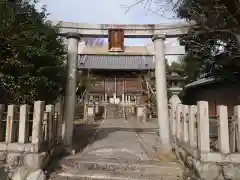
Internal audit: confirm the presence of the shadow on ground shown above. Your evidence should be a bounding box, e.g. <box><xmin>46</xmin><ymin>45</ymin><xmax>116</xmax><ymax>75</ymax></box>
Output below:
<box><xmin>72</xmin><ymin>124</ymin><xmax>160</xmax><ymax>153</ymax></box>
<box><xmin>45</xmin><ymin>119</ymin><xmax>160</xmax><ymax>177</ymax></box>
<box><xmin>76</xmin><ymin>124</ymin><xmax>158</xmax><ymax>149</ymax></box>
<box><xmin>72</xmin><ymin>123</ymin><xmax>100</xmax><ymax>153</ymax></box>
<box><xmin>45</xmin><ymin>122</ymin><xmax>101</xmax><ymax>177</ymax></box>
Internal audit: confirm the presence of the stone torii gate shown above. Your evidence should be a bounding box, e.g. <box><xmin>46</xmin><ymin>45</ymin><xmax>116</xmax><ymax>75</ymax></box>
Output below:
<box><xmin>55</xmin><ymin>21</ymin><xmax>194</xmax><ymax>152</ymax></box>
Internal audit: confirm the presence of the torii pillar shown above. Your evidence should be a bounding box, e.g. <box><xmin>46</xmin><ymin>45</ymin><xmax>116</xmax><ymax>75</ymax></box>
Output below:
<box><xmin>152</xmin><ymin>34</ymin><xmax>171</xmax><ymax>152</ymax></box>
<box><xmin>62</xmin><ymin>33</ymin><xmax>81</xmax><ymax>146</ymax></box>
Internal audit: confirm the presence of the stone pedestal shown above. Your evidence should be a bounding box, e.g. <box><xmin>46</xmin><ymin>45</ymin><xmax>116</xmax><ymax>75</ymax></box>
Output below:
<box><xmin>137</xmin><ymin>105</ymin><xmax>149</xmax><ymax>123</ymax></box>
<box><xmin>137</xmin><ymin>105</ymin><xmax>144</xmax><ymax>117</ymax></box>
<box><xmin>105</xmin><ymin>94</ymin><xmax>107</xmax><ymax>102</ymax></box>
<box><xmin>132</xmin><ymin>105</ymin><xmax>136</xmax><ymax>115</ymax></box>
<box><xmin>95</xmin><ymin>102</ymin><xmax>100</xmax><ymax>114</ymax></box>
<box><xmin>121</xmin><ymin>94</ymin><xmax>125</xmax><ymax>104</ymax></box>
<box><xmin>87</xmin><ymin>104</ymin><xmax>95</xmax><ymax>117</ymax></box>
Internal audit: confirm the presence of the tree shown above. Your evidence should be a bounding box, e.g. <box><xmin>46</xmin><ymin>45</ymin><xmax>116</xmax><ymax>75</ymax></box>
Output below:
<box><xmin>165</xmin><ymin>58</ymin><xmax>170</xmax><ymax>73</ymax></box>
<box><xmin>168</xmin><ymin>55</ymin><xmax>203</xmax><ymax>83</ymax></box>
<box><xmin>0</xmin><ymin>0</ymin><xmax>66</xmax><ymax>104</ymax></box>
<box><xmin>122</xmin><ymin>0</ymin><xmax>177</xmax><ymax>19</ymax></box>
<box><xmin>176</xmin><ymin>0</ymin><xmax>240</xmax><ymax>81</ymax></box>
<box><xmin>169</xmin><ymin>61</ymin><xmax>183</xmax><ymax>75</ymax></box>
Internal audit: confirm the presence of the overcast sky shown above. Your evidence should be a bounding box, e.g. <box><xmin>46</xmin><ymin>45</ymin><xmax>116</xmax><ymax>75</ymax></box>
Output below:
<box><xmin>37</xmin><ymin>0</ymin><xmax>184</xmax><ymax>63</ymax></box>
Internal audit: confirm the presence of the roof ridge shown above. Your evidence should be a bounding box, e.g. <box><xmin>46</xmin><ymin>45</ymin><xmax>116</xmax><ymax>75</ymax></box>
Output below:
<box><xmin>77</xmin><ymin>55</ymin><xmax>154</xmax><ymax>70</ymax></box>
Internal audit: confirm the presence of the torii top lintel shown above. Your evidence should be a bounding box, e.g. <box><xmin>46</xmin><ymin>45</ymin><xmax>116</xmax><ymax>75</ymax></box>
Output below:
<box><xmin>53</xmin><ymin>21</ymin><xmax>196</xmax><ymax>38</ymax></box>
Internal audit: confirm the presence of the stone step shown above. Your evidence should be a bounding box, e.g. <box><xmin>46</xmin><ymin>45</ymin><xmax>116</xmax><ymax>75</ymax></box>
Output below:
<box><xmin>106</xmin><ymin>110</ymin><xmax>123</xmax><ymax>113</ymax></box>
<box><xmin>106</xmin><ymin>116</ymin><xmax>124</xmax><ymax>118</ymax></box>
<box><xmin>74</xmin><ymin>115</ymin><xmax>83</xmax><ymax>119</ymax></box>
<box><xmin>106</xmin><ymin>112</ymin><xmax>123</xmax><ymax>115</ymax></box>
<box><xmin>107</xmin><ymin>114</ymin><xmax>124</xmax><ymax>117</ymax></box>
<box><xmin>105</xmin><ymin>111</ymin><xmax>123</xmax><ymax>113</ymax></box>
<box><xmin>106</xmin><ymin>114</ymin><xmax>124</xmax><ymax>118</ymax></box>
<box><xmin>52</xmin><ymin>167</ymin><xmax>183</xmax><ymax>180</ymax></box>
<box><xmin>74</xmin><ymin>112</ymin><xmax>83</xmax><ymax>119</ymax></box>
<box><xmin>106</xmin><ymin>111</ymin><xmax>123</xmax><ymax>114</ymax></box>
<box><xmin>106</xmin><ymin>117</ymin><xmax>124</xmax><ymax>119</ymax></box>
<box><xmin>58</xmin><ymin>158</ymin><xmax>183</xmax><ymax>176</ymax></box>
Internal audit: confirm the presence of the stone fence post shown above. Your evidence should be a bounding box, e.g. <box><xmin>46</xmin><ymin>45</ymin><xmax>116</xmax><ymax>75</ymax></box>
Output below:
<box><xmin>5</xmin><ymin>105</ymin><xmax>17</xmax><ymax>143</ymax></box>
<box><xmin>176</xmin><ymin>104</ymin><xmax>182</xmax><ymax>142</ymax></box>
<box><xmin>183</xmin><ymin>105</ymin><xmax>189</xmax><ymax>143</ymax></box>
<box><xmin>168</xmin><ymin>95</ymin><xmax>181</xmax><ymax>140</ymax></box>
<box><xmin>235</xmin><ymin>105</ymin><xmax>240</xmax><ymax>152</ymax></box>
<box><xmin>46</xmin><ymin>105</ymin><xmax>54</xmax><ymax>143</ymax></box>
<box><xmin>0</xmin><ymin>104</ymin><xmax>4</xmax><ymax>141</ymax></box>
<box><xmin>217</xmin><ymin>105</ymin><xmax>229</xmax><ymax>153</ymax></box>
<box><xmin>32</xmin><ymin>101</ymin><xmax>45</xmax><ymax>145</ymax></box>
<box><xmin>189</xmin><ymin>105</ymin><xmax>197</xmax><ymax>148</ymax></box>
<box><xmin>197</xmin><ymin>101</ymin><xmax>210</xmax><ymax>152</ymax></box>
<box><xmin>18</xmin><ymin>104</ymin><xmax>30</xmax><ymax>143</ymax></box>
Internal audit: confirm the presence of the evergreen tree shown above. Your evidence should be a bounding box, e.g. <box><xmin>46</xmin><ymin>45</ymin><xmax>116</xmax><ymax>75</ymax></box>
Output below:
<box><xmin>0</xmin><ymin>0</ymin><xmax>66</xmax><ymax>104</ymax></box>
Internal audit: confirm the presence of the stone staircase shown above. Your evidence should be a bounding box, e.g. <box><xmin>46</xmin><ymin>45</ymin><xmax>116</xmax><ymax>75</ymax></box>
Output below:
<box><xmin>105</xmin><ymin>104</ymin><xmax>126</xmax><ymax>119</ymax></box>
<box><xmin>49</xmin><ymin>156</ymin><xmax>184</xmax><ymax>180</ymax></box>
<box><xmin>47</xmin><ymin>115</ymin><xmax>184</xmax><ymax>180</ymax></box>
<box><xmin>74</xmin><ymin>104</ymin><xmax>84</xmax><ymax>119</ymax></box>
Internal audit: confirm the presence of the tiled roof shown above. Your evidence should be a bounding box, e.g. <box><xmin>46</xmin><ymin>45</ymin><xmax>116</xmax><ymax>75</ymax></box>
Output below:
<box><xmin>78</xmin><ymin>55</ymin><xmax>154</xmax><ymax>70</ymax></box>
<box><xmin>81</xmin><ymin>46</ymin><xmax>152</xmax><ymax>55</ymax></box>
<box><xmin>167</xmin><ymin>75</ymin><xmax>185</xmax><ymax>81</ymax></box>
<box><xmin>184</xmin><ymin>77</ymin><xmax>217</xmax><ymax>88</ymax></box>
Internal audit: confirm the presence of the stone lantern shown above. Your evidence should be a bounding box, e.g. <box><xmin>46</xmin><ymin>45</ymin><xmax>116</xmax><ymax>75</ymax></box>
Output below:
<box><xmin>167</xmin><ymin>72</ymin><xmax>185</xmax><ymax>96</ymax></box>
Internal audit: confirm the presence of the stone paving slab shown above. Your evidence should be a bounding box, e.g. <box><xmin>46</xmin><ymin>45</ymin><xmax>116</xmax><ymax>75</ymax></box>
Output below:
<box><xmin>59</xmin><ymin>158</ymin><xmax>182</xmax><ymax>175</ymax></box>
<box><xmin>77</xmin><ymin>118</ymin><xmax>153</xmax><ymax>161</ymax></box>
<box><xmin>57</xmin><ymin>168</ymin><xmax>183</xmax><ymax>180</ymax></box>
<box><xmin>49</xmin><ymin>118</ymin><xmax>184</xmax><ymax>180</ymax></box>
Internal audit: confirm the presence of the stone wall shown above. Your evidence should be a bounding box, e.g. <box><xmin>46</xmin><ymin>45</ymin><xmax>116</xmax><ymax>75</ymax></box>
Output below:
<box><xmin>0</xmin><ymin>101</ymin><xmax>63</xmax><ymax>179</ymax></box>
<box><xmin>169</xmin><ymin>95</ymin><xmax>240</xmax><ymax>180</ymax></box>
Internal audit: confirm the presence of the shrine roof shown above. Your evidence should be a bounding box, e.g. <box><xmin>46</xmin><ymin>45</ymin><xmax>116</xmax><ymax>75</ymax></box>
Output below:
<box><xmin>81</xmin><ymin>45</ymin><xmax>153</xmax><ymax>55</ymax></box>
<box><xmin>184</xmin><ymin>77</ymin><xmax>217</xmax><ymax>88</ymax></box>
<box><xmin>80</xmin><ymin>44</ymin><xmax>184</xmax><ymax>56</ymax></box>
<box><xmin>78</xmin><ymin>55</ymin><xmax>154</xmax><ymax>70</ymax></box>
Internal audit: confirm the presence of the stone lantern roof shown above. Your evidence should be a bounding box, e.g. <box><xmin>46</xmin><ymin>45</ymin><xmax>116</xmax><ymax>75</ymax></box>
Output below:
<box><xmin>167</xmin><ymin>72</ymin><xmax>185</xmax><ymax>81</ymax></box>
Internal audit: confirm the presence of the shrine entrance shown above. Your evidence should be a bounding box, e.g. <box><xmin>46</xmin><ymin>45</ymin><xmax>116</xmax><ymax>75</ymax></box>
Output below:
<box><xmin>105</xmin><ymin>76</ymin><xmax>140</xmax><ymax>105</ymax></box>
<box><xmin>89</xmin><ymin>69</ymin><xmax>144</xmax><ymax>105</ymax></box>
<box><xmin>56</xmin><ymin>21</ymin><xmax>192</xmax><ymax>150</ymax></box>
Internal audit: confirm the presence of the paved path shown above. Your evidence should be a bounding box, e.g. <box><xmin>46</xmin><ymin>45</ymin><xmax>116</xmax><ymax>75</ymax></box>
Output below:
<box><xmin>49</xmin><ymin>118</ymin><xmax>184</xmax><ymax>180</ymax></box>
<box><xmin>71</xmin><ymin>118</ymin><xmax>161</xmax><ymax>160</ymax></box>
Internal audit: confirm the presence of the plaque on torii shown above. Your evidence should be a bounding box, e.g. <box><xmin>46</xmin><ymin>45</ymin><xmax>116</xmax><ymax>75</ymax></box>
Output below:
<box><xmin>108</xmin><ymin>29</ymin><xmax>124</xmax><ymax>52</ymax></box>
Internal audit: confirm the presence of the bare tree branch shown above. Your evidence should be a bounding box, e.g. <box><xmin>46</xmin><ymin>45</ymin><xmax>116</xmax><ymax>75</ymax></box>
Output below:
<box><xmin>121</xmin><ymin>0</ymin><xmax>178</xmax><ymax>20</ymax></box>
